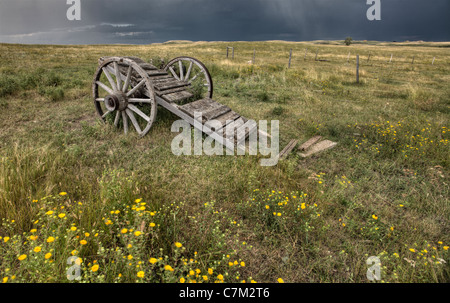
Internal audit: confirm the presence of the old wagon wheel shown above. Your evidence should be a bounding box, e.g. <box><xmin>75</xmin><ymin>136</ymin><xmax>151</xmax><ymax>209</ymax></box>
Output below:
<box><xmin>163</xmin><ymin>56</ymin><xmax>213</xmax><ymax>99</ymax></box>
<box><xmin>93</xmin><ymin>57</ymin><xmax>157</xmax><ymax>136</ymax></box>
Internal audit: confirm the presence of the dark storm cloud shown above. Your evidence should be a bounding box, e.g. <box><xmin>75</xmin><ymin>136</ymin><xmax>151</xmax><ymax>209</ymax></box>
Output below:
<box><xmin>0</xmin><ymin>0</ymin><xmax>448</xmax><ymax>44</ymax></box>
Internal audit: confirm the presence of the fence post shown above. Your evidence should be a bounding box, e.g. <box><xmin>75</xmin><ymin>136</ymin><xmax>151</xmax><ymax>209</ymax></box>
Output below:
<box><xmin>304</xmin><ymin>48</ymin><xmax>308</xmax><ymax>60</ymax></box>
<box><xmin>253</xmin><ymin>49</ymin><xmax>255</xmax><ymax>65</ymax></box>
<box><xmin>288</xmin><ymin>49</ymin><xmax>292</xmax><ymax>68</ymax></box>
<box><xmin>432</xmin><ymin>57</ymin><xmax>435</xmax><ymax>65</ymax></box>
<box><xmin>347</xmin><ymin>52</ymin><xmax>351</xmax><ymax>63</ymax></box>
<box><xmin>389</xmin><ymin>54</ymin><xmax>393</xmax><ymax>63</ymax></box>
<box><xmin>412</xmin><ymin>56</ymin><xmax>415</xmax><ymax>64</ymax></box>
<box><xmin>232</xmin><ymin>47</ymin><xmax>234</xmax><ymax>59</ymax></box>
<box><xmin>226</xmin><ymin>47</ymin><xmax>229</xmax><ymax>58</ymax></box>
<box><xmin>367</xmin><ymin>52</ymin><xmax>371</xmax><ymax>63</ymax></box>
<box><xmin>356</xmin><ymin>55</ymin><xmax>360</xmax><ymax>83</ymax></box>
<box><xmin>315</xmin><ymin>49</ymin><xmax>319</xmax><ymax>61</ymax></box>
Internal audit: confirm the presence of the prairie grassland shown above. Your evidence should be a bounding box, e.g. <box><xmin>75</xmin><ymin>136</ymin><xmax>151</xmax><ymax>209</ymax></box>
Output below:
<box><xmin>0</xmin><ymin>40</ymin><xmax>449</xmax><ymax>283</ymax></box>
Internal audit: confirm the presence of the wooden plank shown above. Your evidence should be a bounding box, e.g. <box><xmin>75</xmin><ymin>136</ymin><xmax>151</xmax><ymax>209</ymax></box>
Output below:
<box><xmin>204</xmin><ymin>111</ymin><xmax>240</xmax><ymax>132</ymax></box>
<box><xmin>298</xmin><ymin>136</ymin><xmax>322</xmax><ymax>151</ymax></box>
<box><xmin>151</xmin><ymin>74</ymin><xmax>174</xmax><ymax>81</ymax></box>
<box><xmin>146</xmin><ymin>69</ymin><xmax>168</xmax><ymax>77</ymax></box>
<box><xmin>161</xmin><ymin>91</ymin><xmax>193</xmax><ymax>103</ymax></box>
<box><xmin>278</xmin><ymin>139</ymin><xmax>299</xmax><ymax>161</ymax></box>
<box><xmin>299</xmin><ymin>140</ymin><xmax>337</xmax><ymax>158</ymax></box>
<box><xmin>179</xmin><ymin>98</ymin><xmax>219</xmax><ymax>119</ymax></box>
<box><xmin>203</xmin><ymin>105</ymin><xmax>231</xmax><ymax>122</ymax></box>
<box><xmin>155</xmin><ymin>86</ymin><xmax>191</xmax><ymax>96</ymax></box>
<box><xmin>154</xmin><ymin>80</ymin><xmax>190</xmax><ymax>91</ymax></box>
<box><xmin>139</xmin><ymin>63</ymin><xmax>158</xmax><ymax>70</ymax></box>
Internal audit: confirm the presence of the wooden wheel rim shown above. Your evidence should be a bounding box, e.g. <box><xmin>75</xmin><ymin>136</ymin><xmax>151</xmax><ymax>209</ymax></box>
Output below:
<box><xmin>92</xmin><ymin>57</ymin><xmax>157</xmax><ymax>137</ymax></box>
<box><xmin>163</xmin><ymin>56</ymin><xmax>213</xmax><ymax>99</ymax></box>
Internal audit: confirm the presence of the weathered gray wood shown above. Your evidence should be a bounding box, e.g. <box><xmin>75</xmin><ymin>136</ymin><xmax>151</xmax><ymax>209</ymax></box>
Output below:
<box><xmin>204</xmin><ymin>111</ymin><xmax>240</xmax><ymax>132</ymax></box>
<box><xmin>155</xmin><ymin>86</ymin><xmax>191</xmax><ymax>96</ymax></box>
<box><xmin>126</xmin><ymin>109</ymin><xmax>142</xmax><ymax>135</ymax></box>
<box><xmin>155</xmin><ymin>95</ymin><xmax>241</xmax><ymax>153</ymax></box>
<box><xmin>179</xmin><ymin>98</ymin><xmax>230</xmax><ymax>122</ymax></box>
<box><xmin>411</xmin><ymin>56</ymin><xmax>415</xmax><ymax>64</ymax></box>
<box><xmin>128</xmin><ymin>104</ymin><xmax>151</xmax><ymax>122</ymax></box>
<box><xmin>146</xmin><ymin>69</ymin><xmax>169</xmax><ymax>77</ymax></box>
<box><xmin>278</xmin><ymin>139</ymin><xmax>299</xmax><ymax>161</ymax></box>
<box><xmin>154</xmin><ymin>80</ymin><xmax>190</xmax><ymax>91</ymax></box>
<box><xmin>432</xmin><ymin>57</ymin><xmax>435</xmax><ymax>65</ymax></box>
<box><xmin>298</xmin><ymin>136</ymin><xmax>322</xmax><ymax>151</ymax></box>
<box><xmin>389</xmin><ymin>54</ymin><xmax>393</xmax><ymax>63</ymax></box>
<box><xmin>151</xmin><ymin>74</ymin><xmax>173</xmax><ymax>81</ymax></box>
<box><xmin>161</xmin><ymin>91</ymin><xmax>193</xmax><ymax>103</ymax></box>
<box><xmin>315</xmin><ymin>50</ymin><xmax>319</xmax><ymax>61</ymax></box>
<box><xmin>253</xmin><ymin>49</ymin><xmax>256</xmax><ymax>64</ymax></box>
<box><xmin>122</xmin><ymin>111</ymin><xmax>129</xmax><ymax>134</ymax></box>
<box><xmin>299</xmin><ymin>140</ymin><xmax>337</xmax><ymax>158</ymax></box>
<box><xmin>139</xmin><ymin>63</ymin><xmax>158</xmax><ymax>70</ymax></box>
<box><xmin>203</xmin><ymin>105</ymin><xmax>231</xmax><ymax>122</ymax></box>
<box><xmin>304</xmin><ymin>48</ymin><xmax>308</xmax><ymax>60</ymax></box>
<box><xmin>127</xmin><ymin>79</ymin><xmax>146</xmax><ymax>97</ymax></box>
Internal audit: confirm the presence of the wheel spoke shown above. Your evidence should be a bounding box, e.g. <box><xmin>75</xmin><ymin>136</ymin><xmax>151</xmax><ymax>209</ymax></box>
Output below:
<box><xmin>102</xmin><ymin>67</ymin><xmax>118</xmax><ymax>91</ymax></box>
<box><xmin>169</xmin><ymin>67</ymin><xmax>180</xmax><ymax>81</ymax></box>
<box><xmin>185</xmin><ymin>61</ymin><xmax>193</xmax><ymax>82</ymax></box>
<box><xmin>113</xmin><ymin>62</ymin><xmax>122</xmax><ymax>91</ymax></box>
<box><xmin>122</xmin><ymin>111</ymin><xmax>128</xmax><ymax>134</ymax></box>
<box><xmin>128</xmin><ymin>104</ymin><xmax>151</xmax><ymax>122</ymax></box>
<box><xmin>102</xmin><ymin>111</ymin><xmax>112</xmax><ymax>119</ymax></box>
<box><xmin>114</xmin><ymin>111</ymin><xmax>120</xmax><ymax>127</ymax></box>
<box><xmin>179</xmin><ymin>61</ymin><xmax>184</xmax><ymax>81</ymax></box>
<box><xmin>122</xmin><ymin>65</ymin><xmax>132</xmax><ymax>93</ymax></box>
<box><xmin>96</xmin><ymin>81</ymin><xmax>113</xmax><ymax>94</ymax></box>
<box><xmin>190</xmin><ymin>73</ymin><xmax>199</xmax><ymax>83</ymax></box>
<box><xmin>126</xmin><ymin>109</ymin><xmax>142</xmax><ymax>135</ymax></box>
<box><xmin>126</xmin><ymin>79</ymin><xmax>145</xmax><ymax>97</ymax></box>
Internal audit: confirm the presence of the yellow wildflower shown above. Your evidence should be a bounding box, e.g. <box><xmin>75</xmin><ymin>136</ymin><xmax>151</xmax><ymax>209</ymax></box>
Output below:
<box><xmin>18</xmin><ymin>254</ymin><xmax>27</xmax><ymax>261</ymax></box>
<box><xmin>164</xmin><ymin>265</ymin><xmax>174</xmax><ymax>272</ymax></box>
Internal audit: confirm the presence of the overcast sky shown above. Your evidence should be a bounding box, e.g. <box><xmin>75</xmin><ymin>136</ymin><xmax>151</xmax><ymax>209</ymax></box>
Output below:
<box><xmin>0</xmin><ymin>0</ymin><xmax>448</xmax><ymax>44</ymax></box>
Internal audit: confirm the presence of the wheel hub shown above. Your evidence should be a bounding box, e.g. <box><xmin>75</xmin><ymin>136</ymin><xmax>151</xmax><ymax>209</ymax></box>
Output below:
<box><xmin>104</xmin><ymin>92</ymin><xmax>128</xmax><ymax>112</ymax></box>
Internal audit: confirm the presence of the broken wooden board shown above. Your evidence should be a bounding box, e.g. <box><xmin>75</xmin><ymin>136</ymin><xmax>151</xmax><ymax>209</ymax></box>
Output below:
<box><xmin>204</xmin><ymin>111</ymin><xmax>240</xmax><ymax>133</ymax></box>
<box><xmin>299</xmin><ymin>140</ymin><xmax>337</xmax><ymax>158</ymax></box>
<box><xmin>298</xmin><ymin>136</ymin><xmax>322</xmax><ymax>151</ymax></box>
<box><xmin>277</xmin><ymin>139</ymin><xmax>299</xmax><ymax>161</ymax></box>
<box><xmin>179</xmin><ymin>98</ymin><xmax>233</xmax><ymax>123</ymax></box>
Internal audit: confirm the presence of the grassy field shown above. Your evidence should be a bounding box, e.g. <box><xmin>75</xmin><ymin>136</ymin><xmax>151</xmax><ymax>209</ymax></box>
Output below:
<box><xmin>0</xmin><ymin>40</ymin><xmax>449</xmax><ymax>283</ymax></box>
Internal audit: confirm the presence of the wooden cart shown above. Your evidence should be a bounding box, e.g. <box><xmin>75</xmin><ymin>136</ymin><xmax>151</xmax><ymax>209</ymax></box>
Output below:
<box><xmin>92</xmin><ymin>56</ymin><xmax>268</xmax><ymax>152</ymax></box>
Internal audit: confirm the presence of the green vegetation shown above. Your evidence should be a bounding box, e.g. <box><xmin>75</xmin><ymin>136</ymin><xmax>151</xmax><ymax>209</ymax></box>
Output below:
<box><xmin>0</xmin><ymin>40</ymin><xmax>449</xmax><ymax>283</ymax></box>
